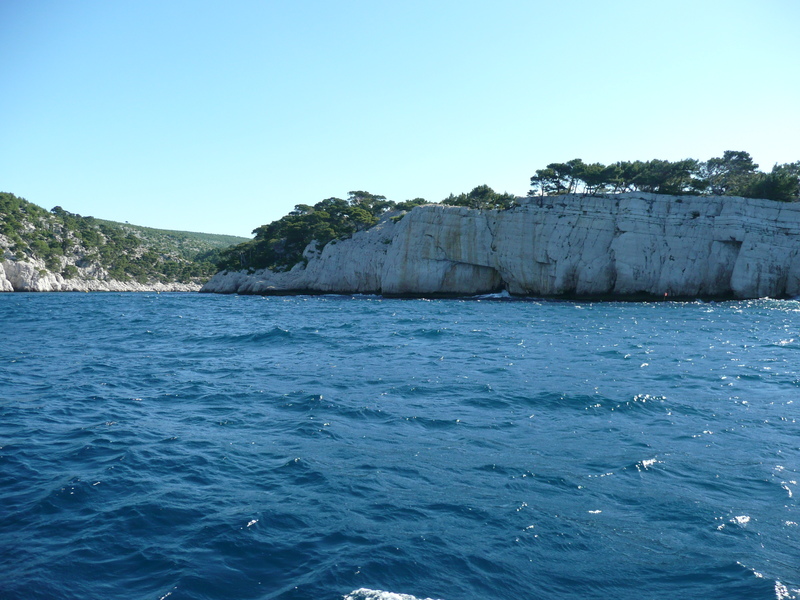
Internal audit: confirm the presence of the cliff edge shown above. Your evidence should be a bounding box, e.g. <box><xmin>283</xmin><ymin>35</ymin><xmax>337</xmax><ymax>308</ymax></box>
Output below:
<box><xmin>201</xmin><ymin>193</ymin><xmax>800</xmax><ymax>300</ymax></box>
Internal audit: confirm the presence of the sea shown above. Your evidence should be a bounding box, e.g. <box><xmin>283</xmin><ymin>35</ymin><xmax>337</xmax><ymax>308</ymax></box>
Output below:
<box><xmin>1</xmin><ymin>292</ymin><xmax>799</xmax><ymax>600</ymax></box>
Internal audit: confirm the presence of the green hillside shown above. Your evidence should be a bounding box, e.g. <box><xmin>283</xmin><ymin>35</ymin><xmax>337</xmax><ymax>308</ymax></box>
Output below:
<box><xmin>0</xmin><ymin>192</ymin><xmax>248</xmax><ymax>284</ymax></box>
<box><xmin>96</xmin><ymin>220</ymin><xmax>249</xmax><ymax>262</ymax></box>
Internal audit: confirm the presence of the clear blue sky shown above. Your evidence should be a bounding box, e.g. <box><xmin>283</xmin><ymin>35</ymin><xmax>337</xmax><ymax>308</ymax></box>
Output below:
<box><xmin>2</xmin><ymin>0</ymin><xmax>798</xmax><ymax>237</ymax></box>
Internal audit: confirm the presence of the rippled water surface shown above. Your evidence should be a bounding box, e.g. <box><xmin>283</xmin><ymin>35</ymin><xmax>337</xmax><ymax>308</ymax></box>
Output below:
<box><xmin>2</xmin><ymin>293</ymin><xmax>799</xmax><ymax>600</ymax></box>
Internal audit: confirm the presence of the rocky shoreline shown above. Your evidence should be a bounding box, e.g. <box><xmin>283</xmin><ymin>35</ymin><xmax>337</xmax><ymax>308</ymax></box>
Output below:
<box><xmin>201</xmin><ymin>192</ymin><xmax>800</xmax><ymax>300</ymax></box>
<box><xmin>0</xmin><ymin>258</ymin><xmax>200</xmax><ymax>292</ymax></box>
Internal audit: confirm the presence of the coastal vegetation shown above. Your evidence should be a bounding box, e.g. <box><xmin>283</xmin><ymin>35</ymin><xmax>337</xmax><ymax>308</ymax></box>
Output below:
<box><xmin>529</xmin><ymin>151</ymin><xmax>800</xmax><ymax>201</ymax></box>
<box><xmin>216</xmin><ymin>186</ymin><xmax>523</xmax><ymax>272</ymax></box>
<box><xmin>216</xmin><ymin>151</ymin><xmax>799</xmax><ymax>274</ymax></box>
<box><xmin>217</xmin><ymin>191</ymin><xmax>426</xmax><ymax>272</ymax></box>
<box><xmin>440</xmin><ymin>185</ymin><xmax>518</xmax><ymax>210</ymax></box>
<box><xmin>0</xmin><ymin>192</ymin><xmax>247</xmax><ymax>283</ymax></box>
<box><xmin>9</xmin><ymin>150</ymin><xmax>792</xmax><ymax>284</ymax></box>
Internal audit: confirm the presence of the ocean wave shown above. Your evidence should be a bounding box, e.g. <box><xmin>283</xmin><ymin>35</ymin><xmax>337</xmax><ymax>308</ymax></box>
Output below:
<box><xmin>3</xmin><ymin>293</ymin><xmax>799</xmax><ymax>599</ymax></box>
<box><xmin>344</xmin><ymin>589</ymin><xmax>442</xmax><ymax>600</ymax></box>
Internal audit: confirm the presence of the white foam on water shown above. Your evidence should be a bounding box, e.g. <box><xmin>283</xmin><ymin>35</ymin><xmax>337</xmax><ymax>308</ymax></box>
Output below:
<box><xmin>737</xmin><ymin>563</ymin><xmax>798</xmax><ymax>600</ymax></box>
<box><xmin>475</xmin><ymin>290</ymin><xmax>511</xmax><ymax>300</ymax></box>
<box><xmin>344</xmin><ymin>589</ymin><xmax>442</xmax><ymax>600</ymax></box>
<box><xmin>635</xmin><ymin>457</ymin><xmax>661</xmax><ymax>471</ymax></box>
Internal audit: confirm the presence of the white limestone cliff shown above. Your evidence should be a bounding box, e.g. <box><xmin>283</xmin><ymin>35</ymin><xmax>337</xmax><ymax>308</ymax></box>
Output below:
<box><xmin>0</xmin><ymin>255</ymin><xmax>200</xmax><ymax>292</ymax></box>
<box><xmin>201</xmin><ymin>192</ymin><xmax>800</xmax><ymax>299</ymax></box>
<box><xmin>202</xmin><ymin>216</ymin><xmax>397</xmax><ymax>295</ymax></box>
<box><xmin>0</xmin><ymin>263</ymin><xmax>13</xmax><ymax>292</ymax></box>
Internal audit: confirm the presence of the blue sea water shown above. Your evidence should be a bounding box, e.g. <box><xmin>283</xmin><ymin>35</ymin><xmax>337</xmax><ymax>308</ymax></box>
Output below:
<box><xmin>1</xmin><ymin>292</ymin><xmax>799</xmax><ymax>600</ymax></box>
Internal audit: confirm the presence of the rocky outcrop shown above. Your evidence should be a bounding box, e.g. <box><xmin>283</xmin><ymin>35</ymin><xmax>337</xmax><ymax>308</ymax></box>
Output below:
<box><xmin>0</xmin><ymin>263</ymin><xmax>13</xmax><ymax>292</ymax></box>
<box><xmin>0</xmin><ymin>256</ymin><xmax>200</xmax><ymax>292</ymax></box>
<box><xmin>201</xmin><ymin>193</ymin><xmax>800</xmax><ymax>300</ymax></box>
<box><xmin>200</xmin><ymin>216</ymin><xmax>397</xmax><ymax>295</ymax></box>
<box><xmin>0</xmin><ymin>194</ymin><xmax>230</xmax><ymax>292</ymax></box>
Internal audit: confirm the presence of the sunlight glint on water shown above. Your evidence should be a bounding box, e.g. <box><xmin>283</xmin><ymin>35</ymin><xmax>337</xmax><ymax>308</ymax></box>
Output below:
<box><xmin>1</xmin><ymin>293</ymin><xmax>798</xmax><ymax>600</ymax></box>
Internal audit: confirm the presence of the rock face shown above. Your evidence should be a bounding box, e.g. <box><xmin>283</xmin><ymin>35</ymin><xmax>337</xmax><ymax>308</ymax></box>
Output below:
<box><xmin>0</xmin><ymin>256</ymin><xmax>200</xmax><ymax>292</ymax></box>
<box><xmin>201</xmin><ymin>193</ymin><xmax>800</xmax><ymax>299</ymax></box>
